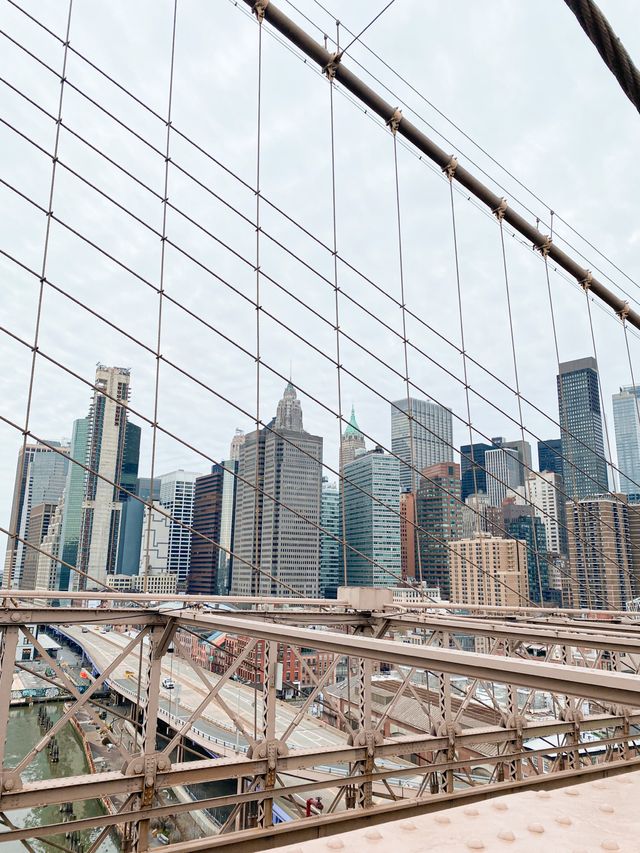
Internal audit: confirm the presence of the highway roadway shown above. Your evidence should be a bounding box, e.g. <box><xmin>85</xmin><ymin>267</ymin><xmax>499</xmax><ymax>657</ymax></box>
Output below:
<box><xmin>62</xmin><ymin>625</ymin><xmax>348</xmax><ymax>754</ymax></box>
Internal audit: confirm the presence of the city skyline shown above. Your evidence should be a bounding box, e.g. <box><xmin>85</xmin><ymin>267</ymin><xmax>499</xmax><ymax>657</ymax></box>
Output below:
<box><xmin>4</xmin><ymin>354</ymin><xmax>640</xmax><ymax>610</ymax></box>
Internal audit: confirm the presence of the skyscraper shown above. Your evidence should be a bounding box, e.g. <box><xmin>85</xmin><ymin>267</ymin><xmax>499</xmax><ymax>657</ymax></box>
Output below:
<box><xmin>344</xmin><ymin>447</ymin><xmax>401</xmax><ymax>587</ymax></box>
<box><xmin>188</xmin><ymin>464</ymin><xmax>237</xmax><ymax>596</ymax></box>
<box><xmin>450</xmin><ymin>533</ymin><xmax>529</xmax><ymax>607</ymax></box>
<box><xmin>230</xmin><ymin>429</ymin><xmax>246</xmax><ymax>462</ymax></box>
<box><xmin>217</xmin><ymin>459</ymin><xmax>239</xmax><ymax>595</ymax></box>
<box><xmin>232</xmin><ymin>382</ymin><xmax>323</xmax><ymax>597</ymax></box>
<box><xmin>501</xmin><ymin>500</ymin><xmax>549</xmax><ymax>604</ymax></box>
<box><xmin>460</xmin><ymin>442</ymin><xmax>494</xmax><ymax>501</ymax></box>
<box><xmin>58</xmin><ymin>418</ymin><xmax>89</xmax><ymax>590</ymax></box>
<box><xmin>33</xmin><ymin>501</ymin><xmax>64</xmax><ymax>592</ymax></box>
<box><xmin>339</xmin><ymin>405</ymin><xmax>366</xmax><ymax>476</ymax></box>
<box><xmin>557</xmin><ymin>357</ymin><xmax>608</xmax><ymax>500</ymax></box>
<box><xmin>115</xmin><ymin>476</ymin><xmax>160</xmax><ymax>578</ymax></box>
<box><xmin>76</xmin><ymin>365</ymin><xmax>141</xmax><ymax>591</ymax></box>
<box><xmin>492</xmin><ymin>437</ymin><xmax>532</xmax><ymax>488</ymax></box>
<box><xmin>525</xmin><ymin>470</ymin><xmax>568</xmax><ymax>556</ymax></box>
<box><xmin>22</xmin><ymin>502</ymin><xmax>59</xmax><ymax>590</ymax></box>
<box><xmin>152</xmin><ymin>470</ymin><xmax>202</xmax><ymax>587</ymax></box>
<box><xmin>414</xmin><ymin>462</ymin><xmax>463</xmax><ymax>599</ymax></box>
<box><xmin>566</xmin><ymin>494</ymin><xmax>638</xmax><ymax>610</ymax></box>
<box><xmin>538</xmin><ymin>438</ymin><xmax>563</xmax><ymax>476</ymax></box>
<box><xmin>485</xmin><ymin>446</ymin><xmax>521</xmax><ymax>507</ymax></box>
<box><xmin>391</xmin><ymin>397</ymin><xmax>453</xmax><ymax>492</ymax></box>
<box><xmin>400</xmin><ymin>489</ymin><xmax>417</xmax><ymax>582</ymax></box>
<box><xmin>319</xmin><ymin>477</ymin><xmax>341</xmax><ymax>599</ymax></box>
<box><xmin>613</xmin><ymin>386</ymin><xmax>640</xmax><ymax>495</ymax></box>
<box><xmin>4</xmin><ymin>440</ymin><xmax>69</xmax><ymax>588</ymax></box>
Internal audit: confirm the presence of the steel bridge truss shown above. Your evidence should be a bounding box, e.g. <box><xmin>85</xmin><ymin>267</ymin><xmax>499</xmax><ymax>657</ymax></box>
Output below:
<box><xmin>1</xmin><ymin>589</ymin><xmax>640</xmax><ymax>852</ymax></box>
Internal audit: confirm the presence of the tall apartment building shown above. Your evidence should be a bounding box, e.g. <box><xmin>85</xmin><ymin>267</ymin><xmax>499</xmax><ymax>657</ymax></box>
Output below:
<box><xmin>565</xmin><ymin>494</ymin><xmax>639</xmax><ymax>610</ymax></box>
<box><xmin>232</xmin><ymin>382</ymin><xmax>323</xmax><ymax>597</ymax></box>
<box><xmin>58</xmin><ymin>419</ymin><xmax>88</xmax><ymax>590</ymax></box>
<box><xmin>22</xmin><ymin>502</ymin><xmax>58</xmax><ymax>589</ymax></box>
<box><xmin>400</xmin><ymin>489</ymin><xmax>417</xmax><ymax>582</ymax></box>
<box><xmin>155</xmin><ymin>470</ymin><xmax>202</xmax><ymax>586</ymax></box>
<box><xmin>319</xmin><ymin>477</ymin><xmax>341</xmax><ymax>599</ymax></box>
<box><xmin>75</xmin><ymin>366</ymin><xmax>141</xmax><ymax>590</ymax></box>
<box><xmin>485</xmin><ymin>446</ymin><xmax>521</xmax><ymax>507</ymax></box>
<box><xmin>414</xmin><ymin>462</ymin><xmax>462</xmax><ymax>599</ymax></box>
<box><xmin>450</xmin><ymin>533</ymin><xmax>529</xmax><ymax>607</ymax></box>
<box><xmin>4</xmin><ymin>441</ymin><xmax>69</xmax><ymax>588</ymax></box>
<box><xmin>391</xmin><ymin>397</ymin><xmax>453</xmax><ymax>492</ymax></box>
<box><xmin>493</xmin><ymin>437</ymin><xmax>532</xmax><ymax>488</ymax></box>
<box><xmin>501</xmin><ymin>500</ymin><xmax>549</xmax><ymax>604</ymax></box>
<box><xmin>188</xmin><ymin>468</ymin><xmax>225</xmax><ymax>596</ymax></box>
<box><xmin>344</xmin><ymin>447</ymin><xmax>401</xmax><ymax>587</ymax></box>
<box><xmin>460</xmin><ymin>442</ymin><xmax>494</xmax><ymax>501</ymax></box>
<box><xmin>557</xmin><ymin>357</ymin><xmax>608</xmax><ymax>500</ymax></box>
<box><xmin>33</xmin><ymin>502</ymin><xmax>64</xmax><ymax>591</ymax></box>
<box><xmin>114</xmin><ymin>476</ymin><xmax>160</xmax><ymax>578</ymax></box>
<box><xmin>217</xmin><ymin>459</ymin><xmax>238</xmax><ymax>595</ymax></box>
<box><xmin>525</xmin><ymin>470</ymin><xmax>567</xmax><ymax>556</ymax></box>
<box><xmin>613</xmin><ymin>386</ymin><xmax>640</xmax><ymax>495</ymax></box>
<box><xmin>339</xmin><ymin>405</ymin><xmax>366</xmax><ymax>476</ymax></box>
<box><xmin>188</xmin><ymin>462</ymin><xmax>238</xmax><ymax>596</ymax></box>
<box><xmin>538</xmin><ymin>438</ymin><xmax>563</xmax><ymax>476</ymax></box>
<box><xmin>138</xmin><ymin>503</ymin><xmax>171</xmax><ymax>575</ymax></box>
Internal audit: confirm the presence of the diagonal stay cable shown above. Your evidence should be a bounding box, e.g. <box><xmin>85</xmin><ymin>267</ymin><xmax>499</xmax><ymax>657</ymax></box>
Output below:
<box><xmin>0</xmin><ymin>171</ymin><xmax>629</xmax><ymax>595</ymax></box>
<box><xmin>1</xmin><ymin>53</ymin><xmax>634</xmax><ymax>503</ymax></box>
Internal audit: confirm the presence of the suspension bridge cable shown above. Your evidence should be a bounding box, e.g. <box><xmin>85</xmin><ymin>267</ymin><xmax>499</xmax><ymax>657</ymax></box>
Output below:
<box><xmin>0</xmin><ymin>173</ymin><xmax>627</xmax><ymax>608</ymax></box>
<box><xmin>0</xmin><ymin>285</ymin><xmax>558</xmax><ymax>611</ymax></box>
<box><xmin>1</xmin><ymin>49</ymin><xmax>634</xmax><ymax>505</ymax></box>
<box><xmin>11</xmin><ymin>0</ymin><xmax>638</xmax><ymax>314</ymax></box>
<box><xmin>447</xmin><ymin>175</ymin><xmax>483</xmax><ymax>536</ymax></box>
<box><xmin>563</xmin><ymin>0</ymin><xmax>640</xmax><ymax>115</ymax></box>
<box><xmin>0</xmin><ymin>270</ymin><xmax>619</xmax><ymax>614</ymax></box>
<box><xmin>390</xmin><ymin>121</ymin><xmax>422</xmax><ymax>586</ymax></box>
<box><xmin>238</xmin><ymin>0</ymin><xmax>640</xmax><ymax>329</ymax></box>
<box><xmin>337</xmin><ymin>0</ymin><xmax>396</xmax><ymax>58</ymax></box>
<box><xmin>326</xmin><ymin>51</ymin><xmax>349</xmax><ymax>592</ymax></box>
<box><xmin>140</xmin><ymin>0</ymin><xmax>178</xmax><ymax>600</ymax></box>
<box><xmin>0</xmin><ymin>129</ymin><xmax>631</xmax><ymax>590</ymax></box>
<box><xmin>297</xmin><ymin>0</ymin><xmax>640</xmax><ymax>301</ymax></box>
<box><xmin>497</xmin><ymin>213</ymin><xmax>545</xmax><ymax>604</ymax></box>
<box><xmin>3</xmin><ymin>0</ymin><xmax>73</xmax><ymax>592</ymax></box>
<box><xmin>0</xmin><ymin>20</ymin><xmax>628</xmax><ymax>604</ymax></box>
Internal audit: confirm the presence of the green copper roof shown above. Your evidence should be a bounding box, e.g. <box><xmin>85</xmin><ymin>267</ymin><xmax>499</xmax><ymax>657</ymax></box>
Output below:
<box><xmin>344</xmin><ymin>405</ymin><xmax>362</xmax><ymax>437</ymax></box>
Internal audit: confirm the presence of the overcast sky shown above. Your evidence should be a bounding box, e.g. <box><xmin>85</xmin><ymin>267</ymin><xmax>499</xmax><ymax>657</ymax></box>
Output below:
<box><xmin>1</xmin><ymin>0</ymin><xmax>640</xmax><ymax>550</ymax></box>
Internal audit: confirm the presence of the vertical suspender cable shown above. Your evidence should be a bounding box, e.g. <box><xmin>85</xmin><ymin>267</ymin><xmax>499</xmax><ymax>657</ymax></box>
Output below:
<box><xmin>6</xmin><ymin>0</ymin><xmax>73</xmax><ymax>592</ymax></box>
<box><xmin>327</xmin><ymin>53</ymin><xmax>347</xmax><ymax>593</ymax></box>
<box><xmin>390</xmin><ymin>120</ymin><xmax>422</xmax><ymax>588</ymax></box>
<box><xmin>142</xmin><ymin>0</ymin><xmax>178</xmax><ymax>597</ymax></box>
<box><xmin>497</xmin><ymin>216</ymin><xmax>544</xmax><ymax>605</ymax></box>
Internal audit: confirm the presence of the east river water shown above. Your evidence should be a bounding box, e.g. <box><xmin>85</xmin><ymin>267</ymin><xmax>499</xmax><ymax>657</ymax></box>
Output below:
<box><xmin>4</xmin><ymin>703</ymin><xmax>120</xmax><ymax>853</ymax></box>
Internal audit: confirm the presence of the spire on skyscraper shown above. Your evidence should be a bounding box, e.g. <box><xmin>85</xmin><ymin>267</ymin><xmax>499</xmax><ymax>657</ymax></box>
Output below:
<box><xmin>343</xmin><ymin>404</ymin><xmax>362</xmax><ymax>438</ymax></box>
<box><xmin>275</xmin><ymin>380</ymin><xmax>304</xmax><ymax>432</ymax></box>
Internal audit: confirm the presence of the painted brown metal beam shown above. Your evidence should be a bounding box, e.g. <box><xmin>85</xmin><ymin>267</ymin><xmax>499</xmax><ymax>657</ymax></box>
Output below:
<box><xmin>176</xmin><ymin>609</ymin><xmax>640</xmax><ymax>706</ymax></box>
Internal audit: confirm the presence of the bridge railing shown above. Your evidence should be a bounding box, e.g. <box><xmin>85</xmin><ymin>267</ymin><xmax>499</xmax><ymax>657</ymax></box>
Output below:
<box><xmin>2</xmin><ymin>592</ymin><xmax>640</xmax><ymax>850</ymax></box>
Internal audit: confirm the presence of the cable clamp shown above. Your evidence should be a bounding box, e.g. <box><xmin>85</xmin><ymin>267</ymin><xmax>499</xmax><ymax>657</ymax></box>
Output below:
<box><xmin>534</xmin><ymin>234</ymin><xmax>552</xmax><ymax>256</ymax></box>
<box><xmin>252</xmin><ymin>0</ymin><xmax>269</xmax><ymax>21</ymax></box>
<box><xmin>618</xmin><ymin>301</ymin><xmax>630</xmax><ymax>321</ymax></box>
<box><xmin>492</xmin><ymin>198</ymin><xmax>508</xmax><ymax>220</ymax></box>
<box><xmin>580</xmin><ymin>270</ymin><xmax>593</xmax><ymax>291</ymax></box>
<box><xmin>386</xmin><ymin>107</ymin><xmax>402</xmax><ymax>135</ymax></box>
<box><xmin>323</xmin><ymin>51</ymin><xmax>342</xmax><ymax>79</ymax></box>
<box><xmin>442</xmin><ymin>155</ymin><xmax>458</xmax><ymax>180</ymax></box>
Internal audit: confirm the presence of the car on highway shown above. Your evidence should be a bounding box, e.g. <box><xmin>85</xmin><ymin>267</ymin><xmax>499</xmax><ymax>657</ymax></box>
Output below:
<box><xmin>161</xmin><ymin>678</ymin><xmax>175</xmax><ymax>689</ymax></box>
